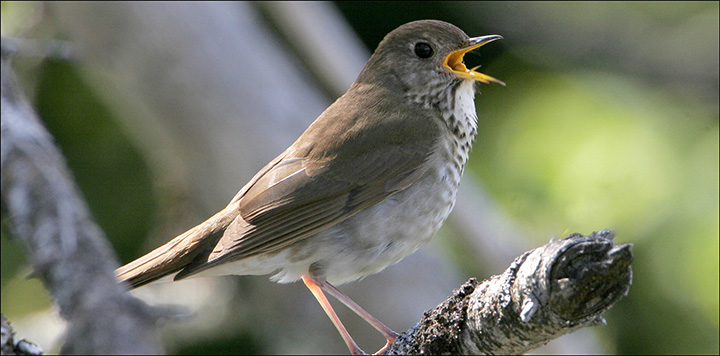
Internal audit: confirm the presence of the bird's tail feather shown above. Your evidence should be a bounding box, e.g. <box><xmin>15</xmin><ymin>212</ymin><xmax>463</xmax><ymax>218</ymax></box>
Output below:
<box><xmin>116</xmin><ymin>208</ymin><xmax>235</xmax><ymax>288</ymax></box>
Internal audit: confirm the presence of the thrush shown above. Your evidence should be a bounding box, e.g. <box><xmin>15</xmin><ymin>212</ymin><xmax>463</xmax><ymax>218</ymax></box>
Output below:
<box><xmin>117</xmin><ymin>19</ymin><xmax>503</xmax><ymax>355</ymax></box>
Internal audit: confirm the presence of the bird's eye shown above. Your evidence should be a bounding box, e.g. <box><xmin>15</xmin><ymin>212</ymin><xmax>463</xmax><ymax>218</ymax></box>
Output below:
<box><xmin>414</xmin><ymin>42</ymin><xmax>434</xmax><ymax>59</ymax></box>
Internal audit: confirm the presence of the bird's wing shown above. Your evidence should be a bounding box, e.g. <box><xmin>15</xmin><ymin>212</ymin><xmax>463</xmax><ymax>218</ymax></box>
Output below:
<box><xmin>175</xmin><ymin>85</ymin><xmax>440</xmax><ymax>279</ymax></box>
<box><xmin>224</xmin><ymin>142</ymin><xmax>430</xmax><ymax>256</ymax></box>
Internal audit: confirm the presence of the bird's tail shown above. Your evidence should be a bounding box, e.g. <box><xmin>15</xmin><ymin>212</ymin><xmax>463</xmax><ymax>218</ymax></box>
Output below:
<box><xmin>116</xmin><ymin>208</ymin><xmax>235</xmax><ymax>288</ymax></box>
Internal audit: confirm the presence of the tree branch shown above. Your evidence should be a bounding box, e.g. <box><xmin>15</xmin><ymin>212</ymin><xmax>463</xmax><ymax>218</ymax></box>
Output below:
<box><xmin>386</xmin><ymin>230</ymin><xmax>633</xmax><ymax>354</ymax></box>
<box><xmin>1</xmin><ymin>314</ymin><xmax>43</xmax><ymax>355</ymax></box>
<box><xmin>1</xmin><ymin>54</ymin><xmax>162</xmax><ymax>354</ymax></box>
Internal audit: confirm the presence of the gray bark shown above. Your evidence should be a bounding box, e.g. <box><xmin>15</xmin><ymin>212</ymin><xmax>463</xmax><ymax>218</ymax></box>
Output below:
<box><xmin>1</xmin><ymin>314</ymin><xmax>43</xmax><ymax>356</ymax></box>
<box><xmin>386</xmin><ymin>231</ymin><xmax>633</xmax><ymax>354</ymax></box>
<box><xmin>1</xmin><ymin>54</ymin><xmax>162</xmax><ymax>355</ymax></box>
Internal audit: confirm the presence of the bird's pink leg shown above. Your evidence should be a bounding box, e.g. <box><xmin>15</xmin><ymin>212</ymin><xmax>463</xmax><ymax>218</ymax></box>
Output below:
<box><xmin>303</xmin><ymin>275</ymin><xmax>399</xmax><ymax>355</ymax></box>
<box><xmin>302</xmin><ymin>275</ymin><xmax>365</xmax><ymax>355</ymax></box>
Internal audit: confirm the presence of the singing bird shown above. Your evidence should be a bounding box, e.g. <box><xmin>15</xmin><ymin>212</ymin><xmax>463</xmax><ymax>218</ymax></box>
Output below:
<box><xmin>117</xmin><ymin>19</ymin><xmax>504</xmax><ymax>354</ymax></box>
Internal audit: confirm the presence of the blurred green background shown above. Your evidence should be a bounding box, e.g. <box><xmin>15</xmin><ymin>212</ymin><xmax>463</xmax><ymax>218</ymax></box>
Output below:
<box><xmin>2</xmin><ymin>1</ymin><xmax>718</xmax><ymax>354</ymax></box>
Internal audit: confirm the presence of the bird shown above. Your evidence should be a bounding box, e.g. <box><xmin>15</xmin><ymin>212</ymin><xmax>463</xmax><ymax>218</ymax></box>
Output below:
<box><xmin>116</xmin><ymin>19</ymin><xmax>503</xmax><ymax>355</ymax></box>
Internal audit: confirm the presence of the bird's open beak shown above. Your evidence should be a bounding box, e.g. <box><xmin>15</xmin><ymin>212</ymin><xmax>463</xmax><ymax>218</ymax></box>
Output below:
<box><xmin>444</xmin><ymin>35</ymin><xmax>504</xmax><ymax>86</ymax></box>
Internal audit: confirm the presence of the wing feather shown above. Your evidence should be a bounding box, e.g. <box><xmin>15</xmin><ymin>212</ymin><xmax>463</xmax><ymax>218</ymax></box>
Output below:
<box><xmin>175</xmin><ymin>84</ymin><xmax>440</xmax><ymax>279</ymax></box>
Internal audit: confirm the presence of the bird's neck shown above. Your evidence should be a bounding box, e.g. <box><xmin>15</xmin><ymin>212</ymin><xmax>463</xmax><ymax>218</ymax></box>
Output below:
<box><xmin>421</xmin><ymin>79</ymin><xmax>479</xmax><ymax>212</ymax></box>
<box><xmin>408</xmin><ymin>79</ymin><xmax>478</xmax><ymax>159</ymax></box>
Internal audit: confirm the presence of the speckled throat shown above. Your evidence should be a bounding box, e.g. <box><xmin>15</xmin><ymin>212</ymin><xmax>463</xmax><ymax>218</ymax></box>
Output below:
<box><xmin>409</xmin><ymin>78</ymin><xmax>479</xmax><ymax>180</ymax></box>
